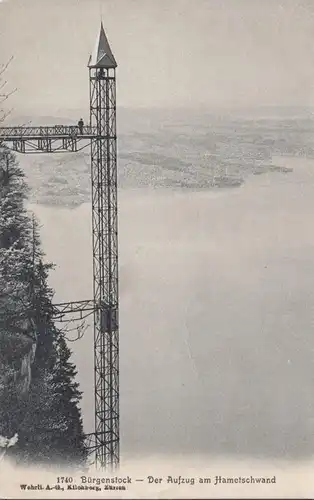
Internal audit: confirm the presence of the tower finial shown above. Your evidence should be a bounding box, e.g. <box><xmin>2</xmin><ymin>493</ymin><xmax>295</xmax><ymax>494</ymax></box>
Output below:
<box><xmin>100</xmin><ymin>1</ymin><xmax>104</xmax><ymax>24</ymax></box>
<box><xmin>88</xmin><ymin>22</ymin><xmax>117</xmax><ymax>69</ymax></box>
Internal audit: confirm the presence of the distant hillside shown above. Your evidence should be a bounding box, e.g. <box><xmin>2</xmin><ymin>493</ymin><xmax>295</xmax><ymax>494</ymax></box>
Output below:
<box><xmin>6</xmin><ymin>105</ymin><xmax>314</xmax><ymax>131</ymax></box>
<box><xmin>4</xmin><ymin>107</ymin><xmax>313</xmax><ymax>206</ymax></box>
<box><xmin>5</xmin><ymin>116</ymin><xmax>77</xmax><ymax>127</ymax></box>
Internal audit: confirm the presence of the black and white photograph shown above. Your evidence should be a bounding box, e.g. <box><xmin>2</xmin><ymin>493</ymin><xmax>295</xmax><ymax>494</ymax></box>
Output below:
<box><xmin>0</xmin><ymin>0</ymin><xmax>314</xmax><ymax>498</ymax></box>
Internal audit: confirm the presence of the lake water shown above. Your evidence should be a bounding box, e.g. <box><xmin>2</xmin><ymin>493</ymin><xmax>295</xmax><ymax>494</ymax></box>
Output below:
<box><xmin>29</xmin><ymin>155</ymin><xmax>314</xmax><ymax>463</ymax></box>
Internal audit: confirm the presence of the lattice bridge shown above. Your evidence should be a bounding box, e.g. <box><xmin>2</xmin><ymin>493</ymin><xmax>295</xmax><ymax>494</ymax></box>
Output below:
<box><xmin>0</xmin><ymin>125</ymin><xmax>98</xmax><ymax>153</ymax></box>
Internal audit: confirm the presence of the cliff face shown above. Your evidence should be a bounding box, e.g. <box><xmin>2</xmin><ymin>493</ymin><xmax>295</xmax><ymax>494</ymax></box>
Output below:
<box><xmin>0</xmin><ymin>325</ymin><xmax>37</xmax><ymax>437</ymax></box>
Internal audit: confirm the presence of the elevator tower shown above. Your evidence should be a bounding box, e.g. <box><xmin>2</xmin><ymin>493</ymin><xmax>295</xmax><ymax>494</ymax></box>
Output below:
<box><xmin>0</xmin><ymin>23</ymin><xmax>120</xmax><ymax>470</ymax></box>
<box><xmin>88</xmin><ymin>23</ymin><xmax>119</xmax><ymax>469</ymax></box>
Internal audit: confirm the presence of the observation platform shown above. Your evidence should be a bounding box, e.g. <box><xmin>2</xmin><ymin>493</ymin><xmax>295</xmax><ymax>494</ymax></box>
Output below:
<box><xmin>0</xmin><ymin>124</ymin><xmax>99</xmax><ymax>153</ymax></box>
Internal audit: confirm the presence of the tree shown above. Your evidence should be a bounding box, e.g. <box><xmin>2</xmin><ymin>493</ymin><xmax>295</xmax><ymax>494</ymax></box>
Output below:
<box><xmin>48</xmin><ymin>332</ymin><xmax>87</xmax><ymax>466</ymax></box>
<box><xmin>0</xmin><ymin>146</ymin><xmax>35</xmax><ymax>438</ymax></box>
<box><xmin>15</xmin><ymin>233</ymin><xmax>87</xmax><ymax>467</ymax></box>
<box><xmin>0</xmin><ymin>145</ymin><xmax>87</xmax><ymax>467</ymax></box>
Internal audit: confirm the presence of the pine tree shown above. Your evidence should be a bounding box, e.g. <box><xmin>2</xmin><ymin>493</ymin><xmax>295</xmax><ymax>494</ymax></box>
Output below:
<box><xmin>48</xmin><ymin>332</ymin><xmax>87</xmax><ymax>466</ymax></box>
<box><xmin>0</xmin><ymin>145</ymin><xmax>87</xmax><ymax>467</ymax></box>
<box><xmin>0</xmin><ymin>146</ymin><xmax>35</xmax><ymax>438</ymax></box>
<box><xmin>12</xmin><ymin>220</ymin><xmax>68</xmax><ymax>466</ymax></box>
<box><xmin>16</xmin><ymin>243</ymin><xmax>87</xmax><ymax>467</ymax></box>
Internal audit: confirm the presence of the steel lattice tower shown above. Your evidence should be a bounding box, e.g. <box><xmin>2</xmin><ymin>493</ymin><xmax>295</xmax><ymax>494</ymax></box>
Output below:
<box><xmin>88</xmin><ymin>24</ymin><xmax>119</xmax><ymax>469</ymax></box>
<box><xmin>0</xmin><ymin>23</ymin><xmax>120</xmax><ymax>470</ymax></box>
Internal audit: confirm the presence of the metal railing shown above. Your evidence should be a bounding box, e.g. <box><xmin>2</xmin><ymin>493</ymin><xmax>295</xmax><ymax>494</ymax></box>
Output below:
<box><xmin>0</xmin><ymin>125</ymin><xmax>97</xmax><ymax>139</ymax></box>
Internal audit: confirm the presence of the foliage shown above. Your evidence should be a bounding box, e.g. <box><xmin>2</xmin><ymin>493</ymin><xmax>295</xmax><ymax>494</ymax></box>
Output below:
<box><xmin>0</xmin><ymin>146</ymin><xmax>87</xmax><ymax>467</ymax></box>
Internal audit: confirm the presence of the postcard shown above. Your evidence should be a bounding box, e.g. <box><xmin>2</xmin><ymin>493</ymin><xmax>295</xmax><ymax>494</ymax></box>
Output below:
<box><xmin>0</xmin><ymin>0</ymin><xmax>313</xmax><ymax>498</ymax></box>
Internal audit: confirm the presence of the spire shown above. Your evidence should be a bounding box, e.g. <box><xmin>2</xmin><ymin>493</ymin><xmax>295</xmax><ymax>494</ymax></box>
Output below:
<box><xmin>88</xmin><ymin>22</ymin><xmax>117</xmax><ymax>69</ymax></box>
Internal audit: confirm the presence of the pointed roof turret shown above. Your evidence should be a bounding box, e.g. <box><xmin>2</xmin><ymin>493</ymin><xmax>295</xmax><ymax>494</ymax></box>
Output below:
<box><xmin>88</xmin><ymin>22</ymin><xmax>117</xmax><ymax>68</ymax></box>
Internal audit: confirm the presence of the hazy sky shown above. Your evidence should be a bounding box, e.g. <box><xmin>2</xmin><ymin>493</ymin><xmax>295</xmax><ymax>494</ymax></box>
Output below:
<box><xmin>1</xmin><ymin>0</ymin><xmax>314</xmax><ymax>114</ymax></box>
